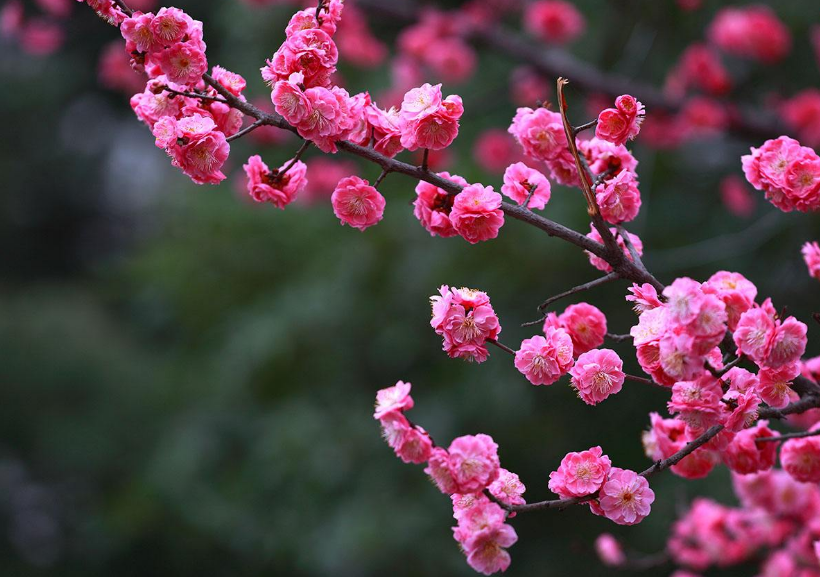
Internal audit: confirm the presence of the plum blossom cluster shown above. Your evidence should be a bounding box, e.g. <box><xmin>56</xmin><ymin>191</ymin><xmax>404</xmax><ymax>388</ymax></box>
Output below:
<box><xmin>707</xmin><ymin>4</ymin><xmax>791</xmax><ymax>64</ymax></box>
<box><xmin>430</xmin><ymin>286</ymin><xmax>501</xmax><ymax>363</ymax></box>
<box><xmin>243</xmin><ymin>155</ymin><xmax>307</xmax><ymax>209</ymax></box>
<box><xmin>523</xmin><ymin>0</ymin><xmax>585</xmax><ymax>46</ymax></box>
<box><xmin>595</xmin><ymin>95</ymin><xmax>645</xmax><ymax>148</ymax></box>
<box><xmin>742</xmin><ymin>136</ymin><xmax>820</xmax><ymax>213</ymax></box>
<box><xmin>659</xmin><ymin>468</ymin><xmax>820</xmax><ymax>576</ymax></box>
<box><xmin>548</xmin><ymin>446</ymin><xmax>655</xmax><ymax>525</ymax></box>
<box><xmin>373</xmin><ymin>381</ymin><xmax>522</xmax><ymax>575</ymax></box>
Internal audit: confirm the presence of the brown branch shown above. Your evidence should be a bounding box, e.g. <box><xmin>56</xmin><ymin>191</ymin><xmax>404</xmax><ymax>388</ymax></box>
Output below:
<box><xmin>624</xmin><ymin>373</ymin><xmax>667</xmax><ymax>389</ymax></box>
<box><xmin>162</xmin><ymin>86</ymin><xmax>228</xmax><ymax>104</ymax></box>
<box><xmin>278</xmin><ymin>140</ymin><xmax>312</xmax><ymax>176</ymax></box>
<box><xmin>487</xmin><ymin>338</ymin><xmax>516</xmax><ymax>356</ymax></box>
<box><xmin>639</xmin><ymin>424</ymin><xmax>724</xmax><ymax>478</ymax></box>
<box><xmin>521</xmin><ymin>272</ymin><xmax>619</xmax><ymax>327</ymax></box>
<box><xmin>758</xmin><ymin>429</ymin><xmax>820</xmax><ymax>443</ymax></box>
<box><xmin>226</xmin><ymin>119</ymin><xmax>265</xmax><ymax>143</ymax></box>
<box><xmin>606</xmin><ymin>332</ymin><xmax>631</xmax><ymax>343</ymax></box>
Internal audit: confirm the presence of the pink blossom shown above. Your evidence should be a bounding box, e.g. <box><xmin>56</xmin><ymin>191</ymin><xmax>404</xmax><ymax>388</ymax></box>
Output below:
<box><xmin>243</xmin><ymin>155</ymin><xmax>307</xmax><ymax>208</ymax></box>
<box><xmin>626</xmin><ymin>283</ymin><xmax>662</xmax><ymax>313</ymax></box>
<box><xmin>373</xmin><ymin>380</ymin><xmax>414</xmax><ymax>419</ymax></box>
<box><xmin>668</xmin><ymin>376</ymin><xmax>723</xmax><ymax>434</ymax></box>
<box><xmin>548</xmin><ymin>446</ymin><xmax>611</xmax><ymax>498</ymax></box>
<box><xmin>662</xmin><ymin>276</ymin><xmax>709</xmax><ymax>326</ymax></box>
<box><xmin>673</xmin><ymin>44</ymin><xmax>731</xmax><ymax>96</ymax></box>
<box><xmin>595</xmin><ymin>534</ymin><xmax>625</xmax><ymax>567</ymax></box>
<box><xmin>296</xmin><ymin>86</ymin><xmax>355</xmax><ymax>153</ymax></box>
<box><xmin>507</xmin><ymin>106</ymin><xmax>567</xmax><ymax>162</ymax></box>
<box><xmin>766</xmin><ymin>317</ymin><xmax>808</xmax><ymax>368</ymax></box>
<box><xmin>450</xmin><ymin>184</ymin><xmax>505</xmax><ymax>244</ymax></box>
<box><xmin>365</xmin><ymin>105</ymin><xmax>404</xmax><ymax>158</ymax></box>
<box><xmin>680</xmin><ymin>97</ymin><xmax>728</xmax><ymax>135</ymax></box>
<box><xmin>734</xmin><ymin>306</ymin><xmax>777</xmax><ymax>364</ymax></box>
<box><xmin>473</xmin><ymin>129</ymin><xmax>520</xmax><ymax>174</ymax></box>
<box><xmin>741</xmin><ymin>136</ymin><xmax>820</xmax><ymax>213</ymax></box>
<box><xmin>722</xmin><ymin>390</ymin><xmax>761</xmax><ymax>432</ymax></box>
<box><xmin>509</xmin><ymin>66</ymin><xmax>549</xmax><ymax>107</ymax></box>
<box><xmin>781</xmin><ymin>434</ymin><xmax>820</xmax><ymax>483</ymax></box>
<box><xmin>500</xmin><ymin>162</ymin><xmax>551</xmax><ymax>210</ymax></box>
<box><xmin>722</xmin><ymin>420</ymin><xmax>779</xmax><ymax>475</ymax></box>
<box><xmin>595</xmin><ymin>170</ymin><xmax>641</xmax><ymax>224</ymax></box>
<box><xmin>331</xmin><ymin>176</ymin><xmax>385</xmax><ymax>231</ymax></box>
<box><xmin>156</xmin><ymin>41</ymin><xmax>208</xmax><ymax>86</ymax></box>
<box><xmin>524</xmin><ymin>0</ymin><xmax>585</xmax><ymax>45</ymax></box>
<box><xmin>803</xmin><ymin>241</ymin><xmax>820</xmax><ymax>281</ymax></box>
<box><xmin>758</xmin><ymin>363</ymin><xmax>801</xmax><ymax>409</ymax></box>
<box><xmin>150</xmin><ymin>7</ymin><xmax>192</xmax><ymax>47</ymax></box>
<box><xmin>264</xmin><ymin>28</ymin><xmax>338</xmax><ymax>88</ymax></box>
<box><xmin>447</xmin><ymin>434</ymin><xmax>501</xmax><ymax>494</ymax></box>
<box><xmin>430</xmin><ymin>285</ymin><xmax>501</xmax><ymax>363</ymax></box>
<box><xmin>413</xmin><ymin>172</ymin><xmax>467</xmax><ymax>238</ymax></box>
<box><xmin>425</xmin><ymin>447</ymin><xmax>458</xmax><ymax>494</ymax></box>
<box><xmin>452</xmin><ymin>500</ymin><xmax>518</xmax><ymax>575</ymax></box>
<box><xmin>171</xmin><ymin>127</ymin><xmax>229</xmax><ymax>185</ymax></box>
<box><xmin>781</xmin><ymin>89</ymin><xmax>820</xmax><ymax>149</ymax></box>
<box><xmin>595</xmin><ymin>95</ymin><xmax>645</xmax><ymax>147</ymax></box>
<box><xmin>210</xmin><ymin>65</ymin><xmax>246</xmax><ymax>96</ymax></box>
<box><xmin>399</xmin><ymin>84</ymin><xmax>462</xmax><ymax>151</ymax></box>
<box><xmin>598</xmin><ymin>468</ymin><xmax>655</xmax><ymax>525</ymax></box>
<box><xmin>579</xmin><ymin>137</ymin><xmax>638</xmax><ymax>178</ymax></box>
<box><xmin>98</xmin><ymin>40</ymin><xmax>145</xmax><ymax>94</ymax></box>
<box><xmin>569</xmin><ymin>349</ymin><xmax>625</xmax><ymax>406</ymax></box>
<box><xmin>121</xmin><ymin>11</ymin><xmax>159</xmax><ymax>54</ymax></box>
<box><xmin>488</xmin><ymin>468</ymin><xmax>526</xmax><ymax>507</ymax></box>
<box><xmin>585</xmin><ymin>225</ymin><xmax>643</xmax><ymax>272</ymax></box>
<box><xmin>557</xmin><ymin>302</ymin><xmax>607</xmax><ymax>356</ymax></box>
<box><xmin>514</xmin><ymin>328</ymin><xmax>574</xmax><ymax>386</ymax></box>
<box><xmin>271</xmin><ymin>74</ymin><xmax>311</xmax><ymax>125</ymax></box>
<box><xmin>723</xmin><ymin>367</ymin><xmax>760</xmax><ymax>395</ymax></box>
<box><xmin>703</xmin><ymin>271</ymin><xmax>757</xmax><ymax>331</ymax></box>
<box><xmin>377</xmin><ymin>412</ymin><xmax>432</xmax><ymax>465</ymax></box>
<box><xmin>708</xmin><ymin>5</ymin><xmax>791</xmax><ymax>63</ymax></box>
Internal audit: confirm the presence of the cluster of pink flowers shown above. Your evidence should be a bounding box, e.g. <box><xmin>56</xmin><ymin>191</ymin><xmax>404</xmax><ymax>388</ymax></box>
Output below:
<box><xmin>630</xmin><ymin>276</ymin><xmax>730</xmax><ymax>387</ymax></box>
<box><xmin>396</xmin><ymin>9</ymin><xmax>476</xmax><ymax>84</ymax></box>
<box><xmin>508</xmin><ymin>106</ymin><xmax>578</xmax><ymax>186</ymax></box>
<box><xmin>120</xmin><ymin>7</ymin><xmax>207</xmax><ymax>86</ymax></box>
<box><xmin>242</xmin><ymin>155</ymin><xmax>307</xmax><ymax>208</ymax></box>
<box><xmin>500</xmin><ymin>162</ymin><xmax>551</xmax><ymax>209</ymax></box>
<box><xmin>667</xmin><ymin>44</ymin><xmax>731</xmax><ymax>97</ymax></box>
<box><xmin>804</xmin><ymin>241</ymin><xmax>820</xmax><ymax>281</ymax></box>
<box><xmin>594</xmin><ymin>170</ymin><xmax>641</xmax><ymax>224</ymax></box>
<box><xmin>77</xmin><ymin>0</ymin><xmax>129</xmax><ymax>25</ymax></box>
<box><xmin>412</xmin><ymin>172</ymin><xmax>464</xmax><ymax>237</ymax></box>
<box><xmin>398</xmin><ymin>83</ymin><xmax>463</xmax><ymax>151</ymax></box>
<box><xmin>374</xmin><ymin>382</ymin><xmax>524</xmax><ymax>575</ymax></box>
<box><xmin>523</xmin><ymin>0</ymin><xmax>585</xmax><ymax>45</ymax></box>
<box><xmin>544</xmin><ymin>302</ymin><xmax>608</xmax><ymax>356</ymax></box>
<box><xmin>549</xmin><ymin>447</ymin><xmax>655</xmax><ymax>525</ymax></box>
<box><xmin>595</xmin><ymin>95</ymin><xmax>645</xmax><ymax>147</ymax></box>
<box><xmin>374</xmin><ymin>381</ymin><xmax>433</xmax><ymax>465</ymax></box>
<box><xmin>430</xmin><ymin>286</ymin><xmax>501</xmax><ymax>363</ymax></box>
<box><xmin>450</xmin><ymin>184</ymin><xmax>505</xmax><ymax>243</ymax></box>
<box><xmin>514</xmin><ymin>328</ymin><xmax>574</xmax><ymax>386</ymax></box>
<box><xmin>666</xmin><ymin>469</ymin><xmax>820</xmax><ymax>575</ymax></box>
<box><xmin>331</xmin><ymin>176</ymin><xmax>386</xmax><ymax>231</ymax></box>
<box><xmin>707</xmin><ymin>5</ymin><xmax>791</xmax><ymax>64</ymax></box>
<box><xmin>742</xmin><ymin>136</ymin><xmax>820</xmax><ymax>213</ymax></box>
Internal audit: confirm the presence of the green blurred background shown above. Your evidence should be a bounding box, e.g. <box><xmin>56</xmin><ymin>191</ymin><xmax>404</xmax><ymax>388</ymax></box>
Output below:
<box><xmin>1</xmin><ymin>0</ymin><xmax>819</xmax><ymax>575</ymax></box>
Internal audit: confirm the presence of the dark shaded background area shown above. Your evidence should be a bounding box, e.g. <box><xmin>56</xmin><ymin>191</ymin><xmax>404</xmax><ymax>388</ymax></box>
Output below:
<box><xmin>1</xmin><ymin>0</ymin><xmax>819</xmax><ymax>575</ymax></box>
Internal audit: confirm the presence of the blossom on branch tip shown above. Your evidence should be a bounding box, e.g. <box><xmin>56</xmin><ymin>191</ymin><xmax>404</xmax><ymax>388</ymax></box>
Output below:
<box><xmin>243</xmin><ymin>155</ymin><xmax>307</xmax><ymax>208</ymax></box>
<box><xmin>430</xmin><ymin>286</ymin><xmax>501</xmax><ymax>363</ymax></box>
<box><xmin>500</xmin><ymin>162</ymin><xmax>551</xmax><ymax>210</ymax></box>
<box><xmin>450</xmin><ymin>184</ymin><xmax>505</xmax><ymax>244</ymax></box>
<box><xmin>595</xmin><ymin>95</ymin><xmax>645</xmax><ymax>147</ymax></box>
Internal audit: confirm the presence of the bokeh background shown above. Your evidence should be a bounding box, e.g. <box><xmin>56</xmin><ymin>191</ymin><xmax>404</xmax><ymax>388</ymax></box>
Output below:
<box><xmin>1</xmin><ymin>0</ymin><xmax>819</xmax><ymax>575</ymax></box>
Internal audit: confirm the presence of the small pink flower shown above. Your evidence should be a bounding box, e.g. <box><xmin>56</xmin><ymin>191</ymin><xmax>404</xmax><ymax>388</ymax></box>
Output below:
<box><xmin>452</xmin><ymin>500</ymin><xmax>518</xmax><ymax>575</ymax></box>
<box><xmin>173</xmin><ymin>129</ymin><xmax>229</xmax><ymax>185</ymax></box>
<box><xmin>150</xmin><ymin>7</ymin><xmax>192</xmax><ymax>47</ymax></box>
<box><xmin>719</xmin><ymin>175</ymin><xmax>756</xmax><ymax>218</ymax></box>
<box><xmin>766</xmin><ymin>317</ymin><xmax>808</xmax><ymax>368</ymax></box>
<box><xmin>450</xmin><ymin>184</ymin><xmax>505</xmax><ymax>244</ymax></box>
<box><xmin>331</xmin><ymin>176</ymin><xmax>386</xmax><ymax>231</ymax></box>
<box><xmin>626</xmin><ymin>282</ymin><xmax>663</xmax><ymax>313</ymax></box>
<box><xmin>500</xmin><ymin>162</ymin><xmax>551</xmax><ymax>210</ymax></box>
<box><xmin>595</xmin><ymin>95</ymin><xmax>645</xmax><ymax>146</ymax></box>
<box><xmin>708</xmin><ymin>5</ymin><xmax>791</xmax><ymax>63</ymax></box>
<box><xmin>595</xmin><ymin>534</ymin><xmax>625</xmax><ymax>567</ymax></box>
<box><xmin>557</xmin><ymin>302</ymin><xmax>608</xmax><ymax>356</ymax></box>
<box><xmin>514</xmin><ymin>328</ymin><xmax>574</xmax><ymax>386</ymax></box>
<box><xmin>758</xmin><ymin>362</ymin><xmax>801</xmax><ymax>409</ymax></box>
<box><xmin>548</xmin><ymin>446</ymin><xmax>611</xmax><ymax>498</ymax></box>
<box><xmin>157</xmin><ymin>41</ymin><xmax>208</xmax><ymax>86</ymax></box>
<box><xmin>569</xmin><ymin>349</ymin><xmax>625</xmax><ymax>405</ymax></box>
<box><xmin>721</xmin><ymin>420</ymin><xmax>779</xmax><ymax>475</ymax></box>
<box><xmin>508</xmin><ymin>106</ymin><xmax>567</xmax><ymax>162</ymax></box>
<box><xmin>524</xmin><ymin>0</ymin><xmax>585</xmax><ymax>45</ymax></box>
<box><xmin>598</xmin><ymin>468</ymin><xmax>655</xmax><ymax>525</ymax></box>
<box><xmin>722</xmin><ymin>390</ymin><xmax>761</xmax><ymax>432</ymax></box>
<box><xmin>430</xmin><ymin>285</ymin><xmax>501</xmax><ymax>364</ymax></box>
<box><xmin>781</xmin><ymin>434</ymin><xmax>820</xmax><ymax>483</ymax></box>
<box><xmin>121</xmin><ymin>12</ymin><xmax>159</xmax><ymax>54</ymax></box>
<box><xmin>373</xmin><ymin>380</ymin><xmax>414</xmax><ymax>419</ymax></box>
<box><xmin>271</xmin><ymin>75</ymin><xmax>311</xmax><ymax>125</ymax></box>
<box><xmin>473</xmin><ymin>129</ymin><xmax>519</xmax><ymax>174</ymax></box>
<box><xmin>595</xmin><ymin>170</ymin><xmax>641</xmax><ymax>224</ymax></box>
<box><xmin>243</xmin><ymin>155</ymin><xmax>307</xmax><ymax>208</ymax></box>
<box><xmin>394</xmin><ymin>425</ymin><xmax>433</xmax><ymax>464</ymax></box>
<box><xmin>803</xmin><ymin>241</ymin><xmax>820</xmax><ymax>281</ymax></box>
<box><xmin>425</xmin><ymin>447</ymin><xmax>458</xmax><ymax>494</ymax></box>
<box><xmin>447</xmin><ymin>434</ymin><xmax>501</xmax><ymax>494</ymax></box>
<box><xmin>488</xmin><ymin>468</ymin><xmax>527</xmax><ymax>508</ymax></box>
<box><xmin>734</xmin><ymin>306</ymin><xmax>777</xmax><ymax>364</ymax></box>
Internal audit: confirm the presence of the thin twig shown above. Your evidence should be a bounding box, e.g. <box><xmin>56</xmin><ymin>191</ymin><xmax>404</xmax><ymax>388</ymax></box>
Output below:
<box><xmin>487</xmin><ymin>338</ymin><xmax>516</xmax><ymax>356</ymax></box>
<box><xmin>374</xmin><ymin>168</ymin><xmax>390</xmax><ymax>188</ymax></box>
<box><xmin>521</xmin><ymin>182</ymin><xmax>538</xmax><ymax>209</ymax></box>
<box><xmin>226</xmin><ymin>119</ymin><xmax>264</xmax><ymax>143</ymax></box>
<box><xmin>623</xmin><ymin>373</ymin><xmax>667</xmax><ymax>389</ymax></box>
<box><xmin>758</xmin><ymin>429</ymin><xmax>820</xmax><ymax>443</ymax></box>
<box><xmin>606</xmin><ymin>332</ymin><xmax>631</xmax><ymax>343</ymax></box>
<box><xmin>572</xmin><ymin>118</ymin><xmax>598</xmax><ymax>136</ymax></box>
<box><xmin>278</xmin><ymin>140</ymin><xmax>312</xmax><ymax>177</ymax></box>
<box><xmin>521</xmin><ymin>272</ymin><xmax>619</xmax><ymax>327</ymax></box>
<box><xmin>421</xmin><ymin>149</ymin><xmax>429</xmax><ymax>171</ymax></box>
<box><xmin>112</xmin><ymin>0</ymin><xmax>133</xmax><ymax>16</ymax></box>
